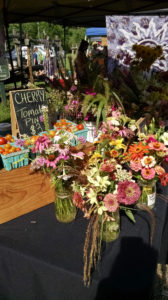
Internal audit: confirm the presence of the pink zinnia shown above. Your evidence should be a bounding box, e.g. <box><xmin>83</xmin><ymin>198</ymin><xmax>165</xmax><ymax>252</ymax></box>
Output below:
<box><xmin>155</xmin><ymin>165</ymin><xmax>165</xmax><ymax>176</ymax></box>
<box><xmin>117</xmin><ymin>181</ymin><xmax>141</xmax><ymax>205</ymax></box>
<box><xmin>103</xmin><ymin>193</ymin><xmax>119</xmax><ymax>212</ymax></box>
<box><xmin>130</xmin><ymin>159</ymin><xmax>142</xmax><ymax>172</ymax></box>
<box><xmin>100</xmin><ymin>163</ymin><xmax>115</xmax><ymax>173</ymax></box>
<box><xmin>146</xmin><ymin>136</ymin><xmax>156</xmax><ymax>143</ymax></box>
<box><xmin>73</xmin><ymin>192</ymin><xmax>84</xmax><ymax>209</ymax></box>
<box><xmin>148</xmin><ymin>141</ymin><xmax>166</xmax><ymax>151</ymax></box>
<box><xmin>141</xmin><ymin>168</ymin><xmax>156</xmax><ymax>180</ymax></box>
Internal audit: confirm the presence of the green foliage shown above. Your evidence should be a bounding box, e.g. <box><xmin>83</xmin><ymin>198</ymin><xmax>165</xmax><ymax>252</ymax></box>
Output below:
<box><xmin>83</xmin><ymin>80</ymin><xmax>124</xmax><ymax>129</ymax></box>
<box><xmin>125</xmin><ymin>209</ymin><xmax>136</xmax><ymax>223</ymax></box>
<box><xmin>9</xmin><ymin>22</ymin><xmax>85</xmax><ymax>52</ymax></box>
<box><xmin>47</xmin><ymin>88</ymin><xmax>66</xmax><ymax>114</ymax></box>
<box><xmin>0</xmin><ymin>102</ymin><xmax>11</xmax><ymax>123</ymax></box>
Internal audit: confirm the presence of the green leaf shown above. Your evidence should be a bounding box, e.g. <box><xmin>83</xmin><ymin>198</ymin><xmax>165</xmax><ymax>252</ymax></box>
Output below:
<box><xmin>125</xmin><ymin>209</ymin><xmax>136</xmax><ymax>223</ymax></box>
<box><xmin>96</xmin><ymin>100</ymin><xmax>105</xmax><ymax>130</ymax></box>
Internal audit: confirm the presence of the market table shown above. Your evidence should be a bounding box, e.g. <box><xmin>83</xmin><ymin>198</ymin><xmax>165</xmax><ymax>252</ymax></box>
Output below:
<box><xmin>0</xmin><ymin>168</ymin><xmax>168</xmax><ymax>300</ymax></box>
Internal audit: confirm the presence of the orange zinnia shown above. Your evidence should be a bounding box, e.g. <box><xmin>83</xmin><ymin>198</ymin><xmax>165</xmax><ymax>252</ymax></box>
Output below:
<box><xmin>128</xmin><ymin>142</ymin><xmax>149</xmax><ymax>160</ymax></box>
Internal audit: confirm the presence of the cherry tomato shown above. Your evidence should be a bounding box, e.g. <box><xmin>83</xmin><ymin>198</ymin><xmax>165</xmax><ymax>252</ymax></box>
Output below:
<box><xmin>0</xmin><ymin>147</ymin><xmax>4</xmax><ymax>154</ymax></box>
<box><xmin>0</xmin><ymin>137</ymin><xmax>7</xmax><ymax>145</ymax></box>
<box><xmin>5</xmin><ymin>134</ymin><xmax>12</xmax><ymax>141</ymax></box>
<box><xmin>4</xmin><ymin>143</ymin><xmax>11</xmax><ymax>150</ymax></box>
<box><xmin>77</xmin><ymin>124</ymin><xmax>84</xmax><ymax>130</ymax></box>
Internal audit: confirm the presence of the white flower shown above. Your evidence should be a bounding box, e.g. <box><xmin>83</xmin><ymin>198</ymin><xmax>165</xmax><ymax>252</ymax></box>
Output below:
<box><xmin>129</xmin><ymin>124</ymin><xmax>137</xmax><ymax>131</ymax></box>
<box><xmin>160</xmin><ymin>132</ymin><xmax>168</xmax><ymax>146</ymax></box>
<box><xmin>41</xmin><ymin>105</ymin><xmax>48</xmax><ymax>112</ymax></box>
<box><xmin>98</xmin><ymin>205</ymin><xmax>107</xmax><ymax>215</ymax></box>
<box><xmin>111</xmin><ymin>118</ymin><xmax>120</xmax><ymax>126</ymax></box>
<box><xmin>80</xmin><ymin>186</ymin><xmax>87</xmax><ymax>197</ymax></box>
<box><xmin>115</xmin><ymin>168</ymin><xmax>132</xmax><ymax>181</ymax></box>
<box><xmin>141</xmin><ymin>156</ymin><xmax>156</xmax><ymax>168</ymax></box>
<box><xmin>54</xmin><ymin>135</ymin><xmax>61</xmax><ymax>143</ymax></box>
<box><xmin>87</xmin><ymin>188</ymin><xmax>98</xmax><ymax>204</ymax></box>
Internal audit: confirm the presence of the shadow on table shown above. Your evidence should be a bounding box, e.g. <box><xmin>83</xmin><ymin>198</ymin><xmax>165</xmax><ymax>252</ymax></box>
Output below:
<box><xmin>94</xmin><ymin>237</ymin><xmax>158</xmax><ymax>300</ymax></box>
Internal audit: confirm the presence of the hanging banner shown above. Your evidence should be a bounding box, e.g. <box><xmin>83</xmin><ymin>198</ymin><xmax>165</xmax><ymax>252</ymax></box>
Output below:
<box><xmin>106</xmin><ymin>15</ymin><xmax>168</xmax><ymax>72</ymax></box>
<box><xmin>0</xmin><ymin>11</ymin><xmax>10</xmax><ymax>81</ymax></box>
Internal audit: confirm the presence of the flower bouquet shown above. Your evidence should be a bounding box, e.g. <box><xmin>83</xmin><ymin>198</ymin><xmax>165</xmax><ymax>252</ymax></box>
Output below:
<box><xmin>29</xmin><ymin>129</ymin><xmax>93</xmax><ymax>223</ymax></box>
<box><xmin>124</xmin><ymin>118</ymin><xmax>168</xmax><ymax>208</ymax></box>
<box><xmin>71</xmin><ymin>108</ymin><xmax>142</xmax><ymax>285</ymax></box>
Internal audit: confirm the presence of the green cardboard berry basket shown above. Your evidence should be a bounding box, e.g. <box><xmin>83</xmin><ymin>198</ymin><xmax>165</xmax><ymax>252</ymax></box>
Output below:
<box><xmin>0</xmin><ymin>148</ymin><xmax>29</xmax><ymax>171</ymax></box>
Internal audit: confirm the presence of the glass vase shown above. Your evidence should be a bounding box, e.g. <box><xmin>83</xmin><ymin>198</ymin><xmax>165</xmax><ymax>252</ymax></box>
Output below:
<box><xmin>100</xmin><ymin>209</ymin><xmax>120</xmax><ymax>243</ymax></box>
<box><xmin>54</xmin><ymin>192</ymin><xmax>77</xmax><ymax>223</ymax></box>
<box><xmin>138</xmin><ymin>180</ymin><xmax>156</xmax><ymax>209</ymax></box>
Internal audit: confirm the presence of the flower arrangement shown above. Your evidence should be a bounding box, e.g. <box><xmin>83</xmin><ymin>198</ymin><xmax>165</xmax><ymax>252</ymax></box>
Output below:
<box><xmin>70</xmin><ymin>109</ymin><xmax>168</xmax><ymax>285</ymax></box>
<box><xmin>124</xmin><ymin>119</ymin><xmax>168</xmax><ymax>205</ymax></box>
<box><xmin>71</xmin><ymin>108</ymin><xmax>142</xmax><ymax>285</ymax></box>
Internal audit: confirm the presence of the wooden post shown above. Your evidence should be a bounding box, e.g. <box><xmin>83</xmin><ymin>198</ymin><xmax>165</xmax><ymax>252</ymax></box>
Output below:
<box><xmin>9</xmin><ymin>91</ymin><xmax>19</xmax><ymax>137</ymax></box>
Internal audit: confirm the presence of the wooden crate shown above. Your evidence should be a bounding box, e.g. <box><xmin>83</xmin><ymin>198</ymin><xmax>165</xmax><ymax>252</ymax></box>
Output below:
<box><xmin>0</xmin><ymin>165</ymin><xmax>55</xmax><ymax>224</ymax></box>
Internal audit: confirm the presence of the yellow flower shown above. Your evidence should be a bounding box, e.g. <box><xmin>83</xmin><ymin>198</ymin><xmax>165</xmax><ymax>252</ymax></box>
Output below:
<box><xmin>110</xmin><ymin>149</ymin><xmax>119</xmax><ymax>158</ymax></box>
<box><xmin>109</xmin><ymin>138</ymin><xmax>126</xmax><ymax>150</ymax></box>
<box><xmin>89</xmin><ymin>152</ymin><xmax>102</xmax><ymax>163</ymax></box>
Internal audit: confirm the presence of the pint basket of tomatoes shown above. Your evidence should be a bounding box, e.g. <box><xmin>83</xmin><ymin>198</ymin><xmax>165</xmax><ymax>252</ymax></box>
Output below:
<box><xmin>0</xmin><ymin>134</ymin><xmax>29</xmax><ymax>171</ymax></box>
<box><xmin>53</xmin><ymin>119</ymin><xmax>88</xmax><ymax>146</ymax></box>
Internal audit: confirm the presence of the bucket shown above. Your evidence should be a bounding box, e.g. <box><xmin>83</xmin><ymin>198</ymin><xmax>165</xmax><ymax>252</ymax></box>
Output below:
<box><xmin>0</xmin><ymin>123</ymin><xmax>11</xmax><ymax>136</ymax></box>
<box><xmin>85</xmin><ymin>121</ymin><xmax>96</xmax><ymax>143</ymax></box>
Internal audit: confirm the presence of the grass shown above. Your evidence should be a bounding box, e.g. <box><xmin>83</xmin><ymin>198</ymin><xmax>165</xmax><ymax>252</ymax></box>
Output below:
<box><xmin>0</xmin><ymin>101</ymin><xmax>11</xmax><ymax>123</ymax></box>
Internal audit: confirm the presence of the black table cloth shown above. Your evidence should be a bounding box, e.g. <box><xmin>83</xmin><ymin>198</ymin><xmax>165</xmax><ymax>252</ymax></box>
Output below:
<box><xmin>0</xmin><ymin>185</ymin><xmax>167</xmax><ymax>300</ymax></box>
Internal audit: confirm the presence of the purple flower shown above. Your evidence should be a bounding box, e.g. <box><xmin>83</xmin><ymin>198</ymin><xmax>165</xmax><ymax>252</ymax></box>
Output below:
<box><xmin>76</xmin><ymin>112</ymin><xmax>83</xmax><ymax>119</ymax></box>
<box><xmin>71</xmin><ymin>85</ymin><xmax>77</xmax><ymax>92</ymax></box>
<box><xmin>65</xmin><ymin>105</ymin><xmax>69</xmax><ymax>111</ymax></box>
<box><xmin>85</xmin><ymin>89</ymin><xmax>96</xmax><ymax>96</ymax></box>
<box><xmin>15</xmin><ymin>139</ymin><xmax>25</xmax><ymax>147</ymax></box>
<box><xmin>72</xmin><ymin>100</ymin><xmax>78</xmax><ymax>105</ymax></box>
<box><xmin>71</xmin><ymin>151</ymin><xmax>85</xmax><ymax>160</ymax></box>
<box><xmin>54</xmin><ymin>144</ymin><xmax>69</xmax><ymax>156</ymax></box>
<box><xmin>32</xmin><ymin>136</ymin><xmax>52</xmax><ymax>153</ymax></box>
<box><xmin>39</xmin><ymin>115</ymin><xmax>44</xmax><ymax>122</ymax></box>
<box><xmin>78</xmin><ymin>136</ymin><xmax>86</xmax><ymax>144</ymax></box>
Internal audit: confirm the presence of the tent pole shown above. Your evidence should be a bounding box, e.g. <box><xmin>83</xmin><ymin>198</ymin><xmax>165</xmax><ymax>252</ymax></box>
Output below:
<box><xmin>19</xmin><ymin>23</ymin><xmax>23</xmax><ymax>75</ymax></box>
<box><xmin>3</xmin><ymin>0</ymin><xmax>17</xmax><ymax>89</ymax></box>
<box><xmin>63</xmin><ymin>25</ymin><xmax>66</xmax><ymax>68</ymax></box>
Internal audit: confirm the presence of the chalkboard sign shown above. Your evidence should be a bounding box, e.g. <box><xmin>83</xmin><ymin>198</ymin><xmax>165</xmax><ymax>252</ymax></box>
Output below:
<box><xmin>10</xmin><ymin>89</ymin><xmax>47</xmax><ymax>137</ymax></box>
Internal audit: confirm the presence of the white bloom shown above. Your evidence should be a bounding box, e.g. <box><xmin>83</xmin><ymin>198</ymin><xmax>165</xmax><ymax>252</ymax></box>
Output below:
<box><xmin>115</xmin><ymin>169</ymin><xmax>132</xmax><ymax>181</ymax></box>
<box><xmin>41</xmin><ymin>105</ymin><xmax>48</xmax><ymax>112</ymax></box>
<box><xmin>160</xmin><ymin>132</ymin><xmax>168</xmax><ymax>146</ymax></box>
<box><xmin>141</xmin><ymin>156</ymin><xmax>156</xmax><ymax>168</ymax></box>
<box><xmin>79</xmin><ymin>186</ymin><xmax>86</xmax><ymax>197</ymax></box>
<box><xmin>129</xmin><ymin>124</ymin><xmax>137</xmax><ymax>131</ymax></box>
<box><xmin>87</xmin><ymin>188</ymin><xmax>98</xmax><ymax>204</ymax></box>
<box><xmin>54</xmin><ymin>135</ymin><xmax>61</xmax><ymax>143</ymax></box>
<box><xmin>98</xmin><ymin>205</ymin><xmax>107</xmax><ymax>215</ymax></box>
<box><xmin>111</xmin><ymin>119</ymin><xmax>120</xmax><ymax>126</ymax></box>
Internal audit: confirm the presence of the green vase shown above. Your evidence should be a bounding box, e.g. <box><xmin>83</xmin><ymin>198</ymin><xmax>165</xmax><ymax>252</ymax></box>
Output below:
<box><xmin>54</xmin><ymin>191</ymin><xmax>77</xmax><ymax>223</ymax></box>
<box><xmin>101</xmin><ymin>209</ymin><xmax>120</xmax><ymax>243</ymax></box>
<box><xmin>138</xmin><ymin>180</ymin><xmax>156</xmax><ymax>209</ymax></box>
